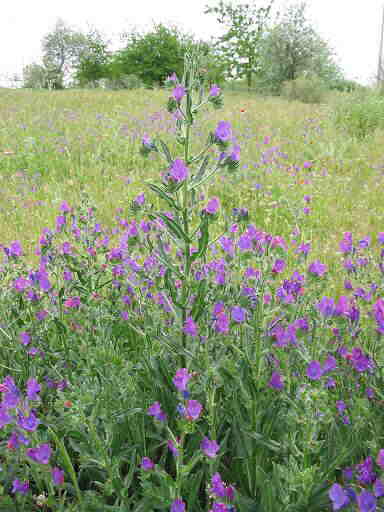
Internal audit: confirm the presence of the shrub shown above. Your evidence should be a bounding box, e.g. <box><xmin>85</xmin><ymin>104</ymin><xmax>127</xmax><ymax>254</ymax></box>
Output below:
<box><xmin>281</xmin><ymin>73</ymin><xmax>327</xmax><ymax>104</ymax></box>
<box><xmin>333</xmin><ymin>90</ymin><xmax>384</xmax><ymax>138</ymax></box>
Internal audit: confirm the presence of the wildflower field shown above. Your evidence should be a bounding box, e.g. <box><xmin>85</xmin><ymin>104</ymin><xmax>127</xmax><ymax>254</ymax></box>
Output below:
<box><xmin>1</xmin><ymin>56</ymin><xmax>384</xmax><ymax>511</ymax></box>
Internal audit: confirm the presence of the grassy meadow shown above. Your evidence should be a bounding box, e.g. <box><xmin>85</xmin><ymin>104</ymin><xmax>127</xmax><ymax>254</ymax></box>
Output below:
<box><xmin>1</xmin><ymin>82</ymin><xmax>384</xmax><ymax>511</ymax></box>
<box><xmin>1</xmin><ymin>88</ymin><xmax>383</xmax><ymax>271</ymax></box>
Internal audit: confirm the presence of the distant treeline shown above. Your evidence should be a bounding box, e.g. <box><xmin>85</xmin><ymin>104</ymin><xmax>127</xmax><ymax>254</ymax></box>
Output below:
<box><xmin>21</xmin><ymin>1</ymin><xmax>362</xmax><ymax>95</ymax></box>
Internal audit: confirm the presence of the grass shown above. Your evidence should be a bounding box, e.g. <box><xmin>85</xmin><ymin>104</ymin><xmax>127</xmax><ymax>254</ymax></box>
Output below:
<box><xmin>1</xmin><ymin>87</ymin><xmax>383</xmax><ymax>272</ymax></box>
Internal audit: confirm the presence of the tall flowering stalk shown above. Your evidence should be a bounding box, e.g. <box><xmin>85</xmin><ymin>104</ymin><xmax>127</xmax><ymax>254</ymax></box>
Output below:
<box><xmin>140</xmin><ymin>50</ymin><xmax>239</xmax><ymax>353</ymax></box>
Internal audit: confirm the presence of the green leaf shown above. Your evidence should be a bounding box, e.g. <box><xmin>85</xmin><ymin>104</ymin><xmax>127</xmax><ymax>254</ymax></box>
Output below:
<box><xmin>158</xmin><ymin>139</ymin><xmax>173</xmax><ymax>165</ymax></box>
<box><xmin>191</xmin><ymin>279</ymin><xmax>207</xmax><ymax>320</ymax></box>
<box><xmin>195</xmin><ymin>215</ymin><xmax>209</xmax><ymax>259</ymax></box>
<box><xmin>155</xmin><ymin>213</ymin><xmax>191</xmax><ymax>244</ymax></box>
<box><xmin>191</xmin><ymin>154</ymin><xmax>209</xmax><ymax>183</ymax></box>
<box><xmin>146</xmin><ymin>182</ymin><xmax>180</xmax><ymax>210</ymax></box>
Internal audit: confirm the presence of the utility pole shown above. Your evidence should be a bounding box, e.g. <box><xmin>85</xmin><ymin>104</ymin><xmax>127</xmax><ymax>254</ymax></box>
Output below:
<box><xmin>378</xmin><ymin>4</ymin><xmax>384</xmax><ymax>85</ymax></box>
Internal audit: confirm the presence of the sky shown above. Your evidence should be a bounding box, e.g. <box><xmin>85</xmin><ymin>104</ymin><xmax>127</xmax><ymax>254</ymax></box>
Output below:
<box><xmin>1</xmin><ymin>0</ymin><xmax>383</xmax><ymax>86</ymax></box>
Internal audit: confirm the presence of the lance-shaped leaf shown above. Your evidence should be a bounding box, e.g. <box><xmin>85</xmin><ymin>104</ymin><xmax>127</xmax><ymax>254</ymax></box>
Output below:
<box><xmin>146</xmin><ymin>182</ymin><xmax>181</xmax><ymax>211</ymax></box>
<box><xmin>164</xmin><ymin>268</ymin><xmax>178</xmax><ymax>305</ymax></box>
<box><xmin>191</xmin><ymin>279</ymin><xmax>207</xmax><ymax>321</ymax></box>
<box><xmin>188</xmin><ymin>164</ymin><xmax>220</xmax><ymax>191</ymax></box>
<box><xmin>190</xmin><ymin>155</ymin><xmax>209</xmax><ymax>184</ymax></box>
<box><xmin>191</xmin><ymin>215</ymin><xmax>209</xmax><ymax>261</ymax></box>
<box><xmin>158</xmin><ymin>139</ymin><xmax>173</xmax><ymax>165</ymax></box>
<box><xmin>154</xmin><ymin>213</ymin><xmax>191</xmax><ymax>244</ymax></box>
<box><xmin>156</xmin><ymin>237</ymin><xmax>183</xmax><ymax>278</ymax></box>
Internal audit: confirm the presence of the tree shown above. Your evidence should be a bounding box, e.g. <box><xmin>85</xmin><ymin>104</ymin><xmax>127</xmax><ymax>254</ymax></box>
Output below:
<box><xmin>22</xmin><ymin>63</ymin><xmax>49</xmax><ymax>89</ymax></box>
<box><xmin>204</xmin><ymin>0</ymin><xmax>275</xmax><ymax>90</ymax></box>
<box><xmin>112</xmin><ymin>23</ymin><xmax>194</xmax><ymax>88</ymax></box>
<box><xmin>259</xmin><ymin>2</ymin><xmax>342</xmax><ymax>93</ymax></box>
<box><xmin>41</xmin><ymin>19</ymin><xmax>92</xmax><ymax>88</ymax></box>
<box><xmin>74</xmin><ymin>28</ymin><xmax>111</xmax><ymax>87</ymax></box>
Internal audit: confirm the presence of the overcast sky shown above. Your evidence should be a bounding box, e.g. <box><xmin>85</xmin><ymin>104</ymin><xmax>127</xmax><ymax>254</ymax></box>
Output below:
<box><xmin>1</xmin><ymin>0</ymin><xmax>383</xmax><ymax>86</ymax></box>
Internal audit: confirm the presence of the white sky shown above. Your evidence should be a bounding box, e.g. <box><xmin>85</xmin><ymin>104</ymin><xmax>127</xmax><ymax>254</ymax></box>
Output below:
<box><xmin>1</xmin><ymin>0</ymin><xmax>383</xmax><ymax>86</ymax></box>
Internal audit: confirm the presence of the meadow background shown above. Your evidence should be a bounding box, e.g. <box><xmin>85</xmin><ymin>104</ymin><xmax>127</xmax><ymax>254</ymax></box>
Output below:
<box><xmin>2</xmin><ymin>1</ymin><xmax>384</xmax><ymax>511</ymax></box>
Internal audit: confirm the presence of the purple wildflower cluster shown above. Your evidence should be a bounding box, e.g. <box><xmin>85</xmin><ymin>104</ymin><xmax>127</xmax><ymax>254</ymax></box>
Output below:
<box><xmin>329</xmin><ymin>450</ymin><xmax>384</xmax><ymax>511</ymax></box>
<box><xmin>0</xmin><ymin>376</ymin><xmax>64</xmax><ymax>493</ymax></box>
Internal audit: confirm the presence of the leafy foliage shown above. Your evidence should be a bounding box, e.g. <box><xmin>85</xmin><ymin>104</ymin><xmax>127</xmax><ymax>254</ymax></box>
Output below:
<box><xmin>259</xmin><ymin>2</ymin><xmax>342</xmax><ymax>94</ymax></box>
<box><xmin>281</xmin><ymin>72</ymin><xmax>327</xmax><ymax>104</ymax></box>
<box><xmin>205</xmin><ymin>0</ymin><xmax>275</xmax><ymax>89</ymax></box>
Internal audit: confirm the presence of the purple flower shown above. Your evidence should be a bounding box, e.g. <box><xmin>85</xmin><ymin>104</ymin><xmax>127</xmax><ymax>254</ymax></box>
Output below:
<box><xmin>169</xmin><ymin>159</ymin><xmax>188</xmax><ymax>182</ymax></box>
<box><xmin>268</xmin><ymin>372</ymin><xmax>284</xmax><ymax>390</ymax></box>
<box><xmin>272</xmin><ymin>259</ymin><xmax>286</xmax><ymax>274</ymax></box>
<box><xmin>2</xmin><ymin>379</ymin><xmax>21</xmax><ymax>409</ymax></box>
<box><xmin>343</xmin><ymin>467</ymin><xmax>354</xmax><ymax>481</ymax></box>
<box><xmin>52</xmin><ymin>467</ymin><xmax>65</xmax><ymax>486</ymax></box>
<box><xmin>357</xmin><ymin>491</ymin><xmax>376</xmax><ymax>512</ymax></box>
<box><xmin>205</xmin><ymin>197</ymin><xmax>220</xmax><ymax>215</ymax></box>
<box><xmin>185</xmin><ymin>400</ymin><xmax>203</xmax><ymax>421</ymax></box>
<box><xmin>167</xmin><ymin>72</ymin><xmax>177</xmax><ymax>82</ymax></box>
<box><xmin>229</xmin><ymin>144</ymin><xmax>240</xmax><ymax>162</ymax></box>
<box><xmin>210</xmin><ymin>504</ymin><xmax>228</xmax><ymax>512</ymax></box>
<box><xmin>12</xmin><ymin>479</ymin><xmax>29</xmax><ymax>495</ymax></box>
<box><xmin>167</xmin><ymin>439</ymin><xmax>180</xmax><ymax>457</ymax></box>
<box><xmin>7</xmin><ymin>431</ymin><xmax>30</xmax><ymax>450</ymax></box>
<box><xmin>64</xmin><ymin>270</ymin><xmax>73</xmax><ymax>281</ymax></box>
<box><xmin>172</xmin><ymin>85</ymin><xmax>186</xmax><ymax>102</ymax></box>
<box><xmin>238</xmin><ymin>234</ymin><xmax>252</xmax><ymax>251</ymax></box>
<box><xmin>210</xmin><ymin>473</ymin><xmax>234</xmax><ymax>499</ymax></box>
<box><xmin>201</xmin><ymin>437</ymin><xmax>220</xmax><ymax>458</ymax></box>
<box><xmin>171</xmin><ymin>498</ymin><xmax>186</xmax><ymax>512</ymax></box>
<box><xmin>9</xmin><ymin>240</ymin><xmax>23</xmax><ymax>258</ymax></box>
<box><xmin>215</xmin><ymin>121</ymin><xmax>232</xmax><ymax>142</ymax></box>
<box><xmin>141</xmin><ymin>457</ymin><xmax>155</xmax><ymax>471</ymax></box>
<box><xmin>36</xmin><ymin>309</ymin><xmax>48</xmax><ymax>321</ymax></box>
<box><xmin>219</xmin><ymin>236</ymin><xmax>234</xmax><ymax>256</ymax></box>
<box><xmin>26</xmin><ymin>378</ymin><xmax>41</xmax><ymax>401</ymax></box>
<box><xmin>336</xmin><ymin>400</ymin><xmax>347</xmax><ymax>412</ymax></box>
<box><xmin>323</xmin><ymin>355</ymin><xmax>337</xmax><ymax>373</ymax></box>
<box><xmin>214</xmin><ymin>312</ymin><xmax>230</xmax><ymax>334</ymax></box>
<box><xmin>142</xmin><ymin>133</ymin><xmax>152</xmax><ymax>146</ymax></box>
<box><xmin>209</xmin><ymin>85</ymin><xmax>221</xmax><ymax>97</ymax></box>
<box><xmin>0</xmin><ymin>407</ymin><xmax>13</xmax><ymax>428</ymax></box>
<box><xmin>231</xmin><ymin>306</ymin><xmax>247</xmax><ymax>323</ymax></box>
<box><xmin>64</xmin><ymin>296</ymin><xmax>81</xmax><ymax>308</ymax></box>
<box><xmin>316</xmin><ymin>297</ymin><xmax>336</xmax><ymax>317</ymax></box>
<box><xmin>356</xmin><ymin>457</ymin><xmax>376</xmax><ymax>485</ymax></box>
<box><xmin>134</xmin><ymin>193</ymin><xmax>145</xmax><ymax>206</ymax></box>
<box><xmin>378</xmin><ymin>232</ymin><xmax>384</xmax><ymax>244</ymax></box>
<box><xmin>377</xmin><ymin>449</ymin><xmax>384</xmax><ymax>469</ymax></box>
<box><xmin>173</xmin><ymin>368</ymin><xmax>192</xmax><ymax>392</ymax></box>
<box><xmin>13</xmin><ymin>276</ymin><xmax>31</xmax><ymax>292</ymax></box>
<box><xmin>307</xmin><ymin>361</ymin><xmax>323</xmax><ymax>380</ymax></box>
<box><xmin>27</xmin><ymin>443</ymin><xmax>52</xmax><ymax>464</ymax></box>
<box><xmin>359</xmin><ymin>236</ymin><xmax>370</xmax><ymax>248</ymax></box>
<box><xmin>340</xmin><ymin>232</ymin><xmax>353</xmax><ymax>254</ymax></box>
<box><xmin>60</xmin><ymin>200</ymin><xmax>71</xmax><ymax>212</ymax></box>
<box><xmin>183</xmin><ymin>317</ymin><xmax>198</xmax><ymax>337</ymax></box>
<box><xmin>329</xmin><ymin>483</ymin><xmax>349</xmax><ymax>510</ymax></box>
<box><xmin>308</xmin><ymin>260</ymin><xmax>327</xmax><ymax>277</ymax></box>
<box><xmin>147</xmin><ymin>401</ymin><xmax>167</xmax><ymax>422</ymax></box>
<box><xmin>374</xmin><ymin>478</ymin><xmax>384</xmax><ymax>497</ymax></box>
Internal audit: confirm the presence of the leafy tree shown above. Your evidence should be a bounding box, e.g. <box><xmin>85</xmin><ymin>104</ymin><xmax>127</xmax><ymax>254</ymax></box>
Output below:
<box><xmin>22</xmin><ymin>63</ymin><xmax>49</xmax><ymax>89</ymax></box>
<box><xmin>74</xmin><ymin>28</ymin><xmax>111</xmax><ymax>87</ymax></box>
<box><xmin>41</xmin><ymin>18</ymin><xmax>92</xmax><ymax>88</ymax></box>
<box><xmin>204</xmin><ymin>0</ymin><xmax>275</xmax><ymax>90</ymax></box>
<box><xmin>259</xmin><ymin>2</ymin><xmax>342</xmax><ymax>94</ymax></box>
<box><xmin>112</xmin><ymin>23</ymin><xmax>191</xmax><ymax>88</ymax></box>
